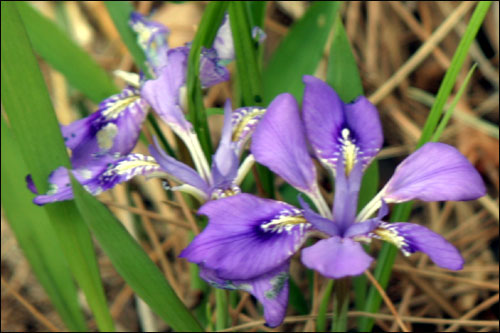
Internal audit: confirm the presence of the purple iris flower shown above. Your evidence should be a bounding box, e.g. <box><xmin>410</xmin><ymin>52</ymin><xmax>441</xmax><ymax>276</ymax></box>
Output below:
<box><xmin>28</xmin><ymin>12</ymin><xmax>235</xmax><ymax>205</ymax></box>
<box><xmin>181</xmin><ymin>76</ymin><xmax>486</xmax><ymax>326</ymax></box>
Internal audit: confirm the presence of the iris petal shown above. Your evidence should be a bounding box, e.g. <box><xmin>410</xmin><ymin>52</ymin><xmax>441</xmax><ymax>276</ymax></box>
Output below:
<box><xmin>382</xmin><ymin>142</ymin><xmax>486</xmax><ymax>203</ymax></box>
<box><xmin>251</xmin><ymin>93</ymin><xmax>317</xmax><ymax>194</ymax></box>
<box><xmin>201</xmin><ymin>264</ymin><xmax>289</xmax><ymax>328</ymax></box>
<box><xmin>301</xmin><ymin>236</ymin><xmax>373</xmax><ymax>279</ymax></box>
<box><xmin>373</xmin><ymin>222</ymin><xmax>464</xmax><ymax>270</ymax></box>
<box><xmin>180</xmin><ymin>194</ymin><xmax>311</xmax><ymax>280</ymax></box>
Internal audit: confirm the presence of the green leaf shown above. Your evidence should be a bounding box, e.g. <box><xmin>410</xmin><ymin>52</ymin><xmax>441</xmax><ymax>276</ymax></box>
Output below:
<box><xmin>326</xmin><ymin>13</ymin><xmax>363</xmax><ymax>102</ymax></box>
<box><xmin>104</xmin><ymin>1</ymin><xmax>149</xmax><ymax>76</ymax></box>
<box><xmin>1</xmin><ymin>118</ymin><xmax>87</xmax><ymax>332</ymax></box>
<box><xmin>359</xmin><ymin>2</ymin><xmax>493</xmax><ymax>331</ymax></box>
<box><xmin>17</xmin><ymin>1</ymin><xmax>118</xmax><ymax>103</ymax></box>
<box><xmin>316</xmin><ymin>280</ymin><xmax>334</xmax><ymax>331</ymax></box>
<box><xmin>229</xmin><ymin>1</ymin><xmax>263</xmax><ymax>106</ymax></box>
<box><xmin>71</xmin><ymin>175</ymin><xmax>203</xmax><ymax>332</ymax></box>
<box><xmin>1</xmin><ymin>3</ymin><xmax>114</xmax><ymax>331</ymax></box>
<box><xmin>263</xmin><ymin>1</ymin><xmax>340</xmax><ymax>103</ymax></box>
<box><xmin>187</xmin><ymin>1</ymin><xmax>228</xmax><ymax>160</ymax></box>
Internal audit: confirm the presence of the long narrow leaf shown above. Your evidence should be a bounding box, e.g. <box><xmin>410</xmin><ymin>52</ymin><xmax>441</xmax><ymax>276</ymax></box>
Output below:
<box><xmin>263</xmin><ymin>1</ymin><xmax>339</xmax><ymax>103</ymax></box>
<box><xmin>1</xmin><ymin>3</ymin><xmax>114</xmax><ymax>331</ymax></box>
<box><xmin>17</xmin><ymin>1</ymin><xmax>118</xmax><ymax>103</ymax></box>
<box><xmin>71</xmin><ymin>176</ymin><xmax>203</xmax><ymax>332</ymax></box>
<box><xmin>187</xmin><ymin>1</ymin><xmax>228</xmax><ymax>160</ymax></box>
<box><xmin>1</xmin><ymin>118</ymin><xmax>87</xmax><ymax>332</ymax></box>
<box><xmin>359</xmin><ymin>2</ymin><xmax>492</xmax><ymax>331</ymax></box>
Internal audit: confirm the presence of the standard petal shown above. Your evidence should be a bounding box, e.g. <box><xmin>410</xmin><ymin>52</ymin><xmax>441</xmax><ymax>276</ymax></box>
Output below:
<box><xmin>302</xmin><ymin>75</ymin><xmax>382</xmax><ymax>172</ymax></box>
<box><xmin>199</xmin><ymin>48</ymin><xmax>230</xmax><ymax>88</ymax></box>
<box><xmin>231</xmin><ymin>106</ymin><xmax>266</xmax><ymax>155</ymax></box>
<box><xmin>212</xmin><ymin>14</ymin><xmax>234</xmax><ymax>62</ymax></box>
<box><xmin>200</xmin><ymin>264</ymin><xmax>289</xmax><ymax>328</ymax></box>
<box><xmin>251</xmin><ymin>93</ymin><xmax>317</xmax><ymax>194</ymax></box>
<box><xmin>180</xmin><ymin>194</ymin><xmax>311</xmax><ymax>280</ymax></box>
<box><xmin>211</xmin><ymin>101</ymin><xmax>239</xmax><ymax>192</ymax></box>
<box><xmin>141</xmin><ymin>47</ymin><xmax>193</xmax><ymax>137</ymax></box>
<box><xmin>62</xmin><ymin>86</ymin><xmax>148</xmax><ymax>168</ymax></box>
<box><xmin>301</xmin><ymin>236</ymin><xmax>373</xmax><ymax>279</ymax></box>
<box><xmin>149</xmin><ymin>137</ymin><xmax>210</xmax><ymax>194</ymax></box>
<box><xmin>129</xmin><ymin>12</ymin><xmax>169</xmax><ymax>74</ymax></box>
<box><xmin>382</xmin><ymin>142</ymin><xmax>486</xmax><ymax>203</ymax></box>
<box><xmin>373</xmin><ymin>222</ymin><xmax>464</xmax><ymax>270</ymax></box>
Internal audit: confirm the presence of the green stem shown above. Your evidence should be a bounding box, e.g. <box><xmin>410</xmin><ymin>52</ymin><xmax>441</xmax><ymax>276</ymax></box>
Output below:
<box><xmin>215</xmin><ymin>289</ymin><xmax>228</xmax><ymax>330</ymax></box>
<box><xmin>331</xmin><ymin>279</ymin><xmax>349</xmax><ymax>332</ymax></box>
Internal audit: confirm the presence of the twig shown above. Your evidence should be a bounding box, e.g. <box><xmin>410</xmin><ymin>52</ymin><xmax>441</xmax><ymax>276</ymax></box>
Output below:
<box><xmin>1</xmin><ymin>276</ymin><xmax>61</xmax><ymax>332</ymax></box>
<box><xmin>444</xmin><ymin>293</ymin><xmax>500</xmax><ymax>332</ymax></box>
<box><xmin>364</xmin><ymin>270</ymin><xmax>410</xmax><ymax>332</ymax></box>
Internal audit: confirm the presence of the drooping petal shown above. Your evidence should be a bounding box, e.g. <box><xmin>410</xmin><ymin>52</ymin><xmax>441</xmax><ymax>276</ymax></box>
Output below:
<box><xmin>302</xmin><ymin>75</ymin><xmax>382</xmax><ymax>173</ymax></box>
<box><xmin>199</xmin><ymin>48</ymin><xmax>230</xmax><ymax>88</ymax></box>
<box><xmin>31</xmin><ymin>154</ymin><xmax>164</xmax><ymax>206</ymax></box>
<box><xmin>231</xmin><ymin>106</ymin><xmax>266</xmax><ymax>155</ymax></box>
<box><xmin>212</xmin><ymin>14</ymin><xmax>234</xmax><ymax>62</ymax></box>
<box><xmin>61</xmin><ymin>86</ymin><xmax>148</xmax><ymax>168</ymax></box>
<box><xmin>149</xmin><ymin>137</ymin><xmax>210</xmax><ymax>195</ymax></box>
<box><xmin>251</xmin><ymin>93</ymin><xmax>317</xmax><ymax>194</ymax></box>
<box><xmin>129</xmin><ymin>12</ymin><xmax>169</xmax><ymax>74</ymax></box>
<box><xmin>211</xmin><ymin>101</ymin><xmax>239</xmax><ymax>192</ymax></box>
<box><xmin>200</xmin><ymin>264</ymin><xmax>289</xmax><ymax>328</ymax></box>
<box><xmin>372</xmin><ymin>222</ymin><xmax>464</xmax><ymax>270</ymax></box>
<box><xmin>381</xmin><ymin>142</ymin><xmax>486</xmax><ymax>203</ymax></box>
<box><xmin>298</xmin><ymin>195</ymin><xmax>339</xmax><ymax>236</ymax></box>
<box><xmin>301</xmin><ymin>236</ymin><xmax>373</xmax><ymax>279</ymax></box>
<box><xmin>141</xmin><ymin>47</ymin><xmax>193</xmax><ymax>137</ymax></box>
<box><xmin>180</xmin><ymin>194</ymin><xmax>312</xmax><ymax>280</ymax></box>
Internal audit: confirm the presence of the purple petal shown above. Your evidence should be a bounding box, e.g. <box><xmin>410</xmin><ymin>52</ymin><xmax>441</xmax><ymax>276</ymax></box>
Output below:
<box><xmin>212</xmin><ymin>14</ymin><xmax>234</xmax><ymax>62</ymax></box>
<box><xmin>129</xmin><ymin>12</ymin><xmax>169</xmax><ymax>74</ymax></box>
<box><xmin>382</xmin><ymin>142</ymin><xmax>486</xmax><ymax>203</ymax></box>
<box><xmin>180</xmin><ymin>194</ymin><xmax>311</xmax><ymax>280</ymax></box>
<box><xmin>298</xmin><ymin>195</ymin><xmax>339</xmax><ymax>236</ymax></box>
<box><xmin>199</xmin><ymin>48</ymin><xmax>230</xmax><ymax>88</ymax></box>
<box><xmin>149</xmin><ymin>137</ymin><xmax>209</xmax><ymax>194</ymax></box>
<box><xmin>373</xmin><ymin>222</ymin><xmax>464</xmax><ymax>270</ymax></box>
<box><xmin>344</xmin><ymin>220</ymin><xmax>379</xmax><ymax>238</ymax></box>
<box><xmin>141</xmin><ymin>47</ymin><xmax>193</xmax><ymax>136</ymax></box>
<box><xmin>211</xmin><ymin>101</ymin><xmax>239</xmax><ymax>191</ymax></box>
<box><xmin>301</xmin><ymin>236</ymin><xmax>373</xmax><ymax>279</ymax></box>
<box><xmin>201</xmin><ymin>264</ymin><xmax>289</xmax><ymax>328</ymax></box>
<box><xmin>61</xmin><ymin>86</ymin><xmax>148</xmax><ymax>168</ymax></box>
<box><xmin>332</xmin><ymin>157</ymin><xmax>363</xmax><ymax>232</ymax></box>
<box><xmin>231</xmin><ymin>106</ymin><xmax>266</xmax><ymax>155</ymax></box>
<box><xmin>26</xmin><ymin>175</ymin><xmax>38</xmax><ymax>194</ymax></box>
<box><xmin>302</xmin><ymin>75</ymin><xmax>382</xmax><ymax>172</ymax></box>
<box><xmin>251</xmin><ymin>93</ymin><xmax>317</xmax><ymax>194</ymax></box>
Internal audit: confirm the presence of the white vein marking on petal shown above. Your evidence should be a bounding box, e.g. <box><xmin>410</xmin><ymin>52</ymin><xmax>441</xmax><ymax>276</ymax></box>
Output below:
<box><xmin>260</xmin><ymin>207</ymin><xmax>309</xmax><ymax>235</ymax></box>
<box><xmin>97</xmin><ymin>123</ymin><xmax>118</xmax><ymax>150</ymax></box>
<box><xmin>371</xmin><ymin>222</ymin><xmax>410</xmax><ymax>256</ymax></box>
<box><xmin>101</xmin><ymin>92</ymin><xmax>141</xmax><ymax>120</ymax></box>
<box><xmin>103</xmin><ymin>154</ymin><xmax>160</xmax><ymax>178</ymax></box>
<box><xmin>231</xmin><ymin>107</ymin><xmax>266</xmax><ymax>143</ymax></box>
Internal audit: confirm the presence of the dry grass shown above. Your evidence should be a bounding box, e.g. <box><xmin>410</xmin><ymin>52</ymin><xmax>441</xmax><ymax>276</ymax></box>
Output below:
<box><xmin>2</xmin><ymin>1</ymin><xmax>498</xmax><ymax>332</ymax></box>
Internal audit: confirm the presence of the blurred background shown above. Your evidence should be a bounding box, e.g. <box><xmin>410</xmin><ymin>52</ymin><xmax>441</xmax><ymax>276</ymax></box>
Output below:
<box><xmin>2</xmin><ymin>1</ymin><xmax>499</xmax><ymax>332</ymax></box>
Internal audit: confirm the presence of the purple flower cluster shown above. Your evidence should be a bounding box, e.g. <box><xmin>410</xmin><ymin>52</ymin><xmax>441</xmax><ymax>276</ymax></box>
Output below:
<box><xmin>27</xmin><ymin>13</ymin><xmax>485</xmax><ymax>328</ymax></box>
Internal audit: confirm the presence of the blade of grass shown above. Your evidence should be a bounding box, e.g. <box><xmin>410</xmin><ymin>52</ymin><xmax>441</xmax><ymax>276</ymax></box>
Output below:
<box><xmin>1</xmin><ymin>118</ymin><xmax>87</xmax><ymax>332</ymax></box>
<box><xmin>326</xmin><ymin>14</ymin><xmax>378</xmax><ymax>317</ymax></box>
<box><xmin>187</xmin><ymin>1</ymin><xmax>228</xmax><ymax>160</ymax></box>
<box><xmin>70</xmin><ymin>175</ymin><xmax>203</xmax><ymax>332</ymax></box>
<box><xmin>1</xmin><ymin>3</ymin><xmax>114</xmax><ymax>331</ymax></box>
<box><xmin>316</xmin><ymin>280</ymin><xmax>334</xmax><ymax>332</ymax></box>
<box><xmin>263</xmin><ymin>1</ymin><xmax>340</xmax><ymax>103</ymax></box>
<box><xmin>17</xmin><ymin>1</ymin><xmax>118</xmax><ymax>103</ymax></box>
<box><xmin>431</xmin><ymin>64</ymin><xmax>478</xmax><ymax>141</ymax></box>
<box><xmin>229</xmin><ymin>1</ymin><xmax>274</xmax><ymax>198</ymax></box>
<box><xmin>359</xmin><ymin>2</ymin><xmax>492</xmax><ymax>331</ymax></box>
